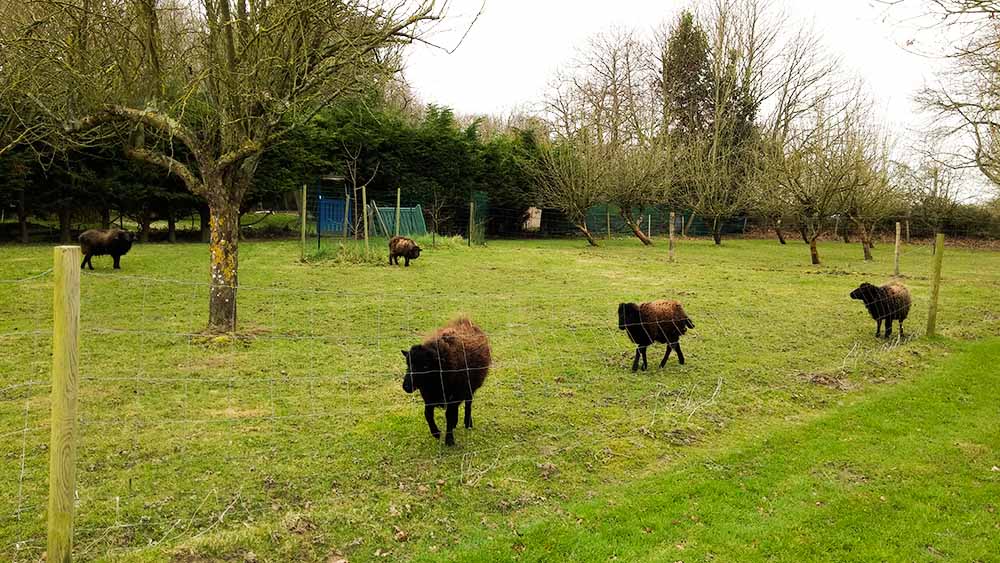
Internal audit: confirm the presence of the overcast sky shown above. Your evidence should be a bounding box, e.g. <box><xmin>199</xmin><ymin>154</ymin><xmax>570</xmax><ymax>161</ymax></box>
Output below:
<box><xmin>403</xmin><ymin>0</ymin><xmax>934</xmax><ymax>131</ymax></box>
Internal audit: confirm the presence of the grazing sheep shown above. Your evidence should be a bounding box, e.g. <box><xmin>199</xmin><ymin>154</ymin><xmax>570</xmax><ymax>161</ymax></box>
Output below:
<box><xmin>401</xmin><ymin>317</ymin><xmax>491</xmax><ymax>446</ymax></box>
<box><xmin>617</xmin><ymin>300</ymin><xmax>695</xmax><ymax>372</ymax></box>
<box><xmin>79</xmin><ymin>228</ymin><xmax>135</xmax><ymax>270</ymax></box>
<box><xmin>389</xmin><ymin>236</ymin><xmax>422</xmax><ymax>266</ymax></box>
<box><xmin>850</xmin><ymin>281</ymin><xmax>911</xmax><ymax>338</ymax></box>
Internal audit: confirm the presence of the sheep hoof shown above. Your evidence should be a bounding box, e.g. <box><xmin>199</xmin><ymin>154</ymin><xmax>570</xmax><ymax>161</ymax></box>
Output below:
<box><xmin>431</xmin><ymin>431</ymin><xmax>441</xmax><ymax>440</ymax></box>
<box><xmin>445</xmin><ymin>435</ymin><xmax>455</xmax><ymax>446</ymax></box>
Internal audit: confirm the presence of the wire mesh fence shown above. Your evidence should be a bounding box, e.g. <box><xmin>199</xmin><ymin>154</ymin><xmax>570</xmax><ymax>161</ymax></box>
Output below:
<box><xmin>0</xmin><ymin>230</ymin><xmax>997</xmax><ymax>560</ymax></box>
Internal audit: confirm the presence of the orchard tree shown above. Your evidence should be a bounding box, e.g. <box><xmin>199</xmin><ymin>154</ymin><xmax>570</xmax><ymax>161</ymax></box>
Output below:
<box><xmin>8</xmin><ymin>0</ymin><xmax>439</xmax><ymax>332</ymax></box>
<box><xmin>536</xmin><ymin>135</ymin><xmax>610</xmax><ymax>247</ymax></box>
<box><xmin>912</xmin><ymin>0</ymin><xmax>1000</xmax><ymax>198</ymax></box>
<box><xmin>841</xmin><ymin>132</ymin><xmax>903</xmax><ymax>260</ymax></box>
<box><xmin>768</xmin><ymin>99</ymin><xmax>869</xmax><ymax>265</ymax></box>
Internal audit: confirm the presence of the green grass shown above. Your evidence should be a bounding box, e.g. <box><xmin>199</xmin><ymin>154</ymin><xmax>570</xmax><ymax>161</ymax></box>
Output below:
<box><xmin>439</xmin><ymin>337</ymin><xmax>1000</xmax><ymax>562</ymax></box>
<box><xmin>0</xmin><ymin>236</ymin><xmax>998</xmax><ymax>562</ymax></box>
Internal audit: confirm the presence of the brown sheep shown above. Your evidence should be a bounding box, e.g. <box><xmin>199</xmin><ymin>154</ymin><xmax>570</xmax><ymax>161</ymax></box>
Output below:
<box><xmin>389</xmin><ymin>236</ymin><xmax>422</xmax><ymax>266</ymax></box>
<box><xmin>79</xmin><ymin>228</ymin><xmax>135</xmax><ymax>270</ymax></box>
<box><xmin>401</xmin><ymin>317</ymin><xmax>491</xmax><ymax>446</ymax></box>
<box><xmin>617</xmin><ymin>300</ymin><xmax>694</xmax><ymax>371</ymax></box>
<box><xmin>850</xmin><ymin>281</ymin><xmax>912</xmax><ymax>338</ymax></box>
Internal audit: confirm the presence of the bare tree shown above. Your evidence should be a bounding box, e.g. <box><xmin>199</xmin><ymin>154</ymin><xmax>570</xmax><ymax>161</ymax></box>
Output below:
<box><xmin>842</xmin><ymin>132</ymin><xmax>904</xmax><ymax>260</ymax></box>
<box><xmin>8</xmin><ymin>0</ymin><xmax>439</xmax><ymax>332</ymax></box>
<box><xmin>543</xmin><ymin>27</ymin><xmax>664</xmax><ymax>245</ymax></box>
<box><xmin>768</xmin><ymin>96</ymin><xmax>870</xmax><ymax>265</ymax></box>
<box><xmin>606</xmin><ymin>140</ymin><xmax>674</xmax><ymax>245</ymax></box>
<box><xmin>536</xmin><ymin>136</ymin><xmax>610</xmax><ymax>247</ymax></box>
<box><xmin>908</xmin><ymin>1</ymin><xmax>1000</xmax><ymax>199</ymax></box>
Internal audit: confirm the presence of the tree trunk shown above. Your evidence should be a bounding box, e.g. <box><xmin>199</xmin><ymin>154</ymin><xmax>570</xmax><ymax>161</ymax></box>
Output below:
<box><xmin>199</xmin><ymin>204</ymin><xmax>211</xmax><ymax>243</ymax></box>
<box><xmin>101</xmin><ymin>208</ymin><xmax>111</xmax><ymax>230</ymax></box>
<box><xmin>841</xmin><ymin>224</ymin><xmax>850</xmax><ymax>243</ymax></box>
<box><xmin>809</xmin><ymin>236</ymin><xmax>821</xmax><ymax>265</ymax></box>
<box><xmin>798</xmin><ymin>225</ymin><xmax>809</xmax><ymax>244</ymax></box>
<box><xmin>208</xmin><ymin>200</ymin><xmax>240</xmax><ymax>333</ymax></box>
<box><xmin>17</xmin><ymin>190</ymin><xmax>29</xmax><ymax>243</ymax></box>
<box><xmin>58</xmin><ymin>207</ymin><xmax>72</xmax><ymax>243</ymax></box>
<box><xmin>775</xmin><ymin>219</ymin><xmax>787</xmax><ymax>244</ymax></box>
<box><xmin>576</xmin><ymin>222</ymin><xmax>599</xmax><ymax>247</ymax></box>
<box><xmin>139</xmin><ymin>212</ymin><xmax>151</xmax><ymax>243</ymax></box>
<box><xmin>620</xmin><ymin>209</ymin><xmax>653</xmax><ymax>246</ymax></box>
<box><xmin>683</xmin><ymin>212</ymin><xmax>696</xmax><ymax>236</ymax></box>
<box><xmin>862</xmin><ymin>238</ymin><xmax>873</xmax><ymax>261</ymax></box>
<box><xmin>711</xmin><ymin>217</ymin><xmax>721</xmax><ymax>245</ymax></box>
<box><xmin>167</xmin><ymin>215</ymin><xmax>177</xmax><ymax>243</ymax></box>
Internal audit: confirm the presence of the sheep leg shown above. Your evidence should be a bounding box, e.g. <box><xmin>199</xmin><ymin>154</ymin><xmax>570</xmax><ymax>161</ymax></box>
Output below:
<box><xmin>404</xmin><ymin>257</ymin><xmax>410</xmax><ymax>267</ymax></box>
<box><xmin>640</xmin><ymin>346</ymin><xmax>648</xmax><ymax>371</ymax></box>
<box><xmin>631</xmin><ymin>348</ymin><xmax>641</xmax><ymax>372</ymax></box>
<box><xmin>112</xmin><ymin>254</ymin><xmax>121</xmax><ymax>269</ymax></box>
<box><xmin>424</xmin><ymin>405</ymin><xmax>440</xmax><ymax>439</ymax></box>
<box><xmin>884</xmin><ymin>318</ymin><xmax>893</xmax><ymax>339</ymax></box>
<box><xmin>389</xmin><ymin>254</ymin><xmax>393</xmax><ymax>265</ymax></box>
<box><xmin>875</xmin><ymin>318</ymin><xmax>882</xmax><ymax>337</ymax></box>
<box><xmin>673</xmin><ymin>342</ymin><xmax>686</xmax><ymax>365</ymax></box>
<box><xmin>444</xmin><ymin>402</ymin><xmax>459</xmax><ymax>446</ymax></box>
<box><xmin>898</xmin><ymin>320</ymin><xmax>905</xmax><ymax>338</ymax></box>
<box><xmin>659</xmin><ymin>345</ymin><xmax>672</xmax><ymax>368</ymax></box>
<box><xmin>464</xmin><ymin>399</ymin><xmax>473</xmax><ymax>429</ymax></box>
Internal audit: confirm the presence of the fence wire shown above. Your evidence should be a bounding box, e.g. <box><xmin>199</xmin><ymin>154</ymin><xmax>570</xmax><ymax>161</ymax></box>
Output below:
<box><xmin>0</xmin><ymin>238</ymin><xmax>996</xmax><ymax>561</ymax></box>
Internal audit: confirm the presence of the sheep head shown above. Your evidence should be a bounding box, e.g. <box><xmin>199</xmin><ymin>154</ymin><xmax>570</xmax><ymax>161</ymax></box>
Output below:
<box><xmin>850</xmin><ymin>283</ymin><xmax>878</xmax><ymax>304</ymax></box>
<box><xmin>617</xmin><ymin>303</ymin><xmax>639</xmax><ymax>331</ymax></box>
<box><xmin>401</xmin><ymin>345</ymin><xmax>437</xmax><ymax>394</ymax></box>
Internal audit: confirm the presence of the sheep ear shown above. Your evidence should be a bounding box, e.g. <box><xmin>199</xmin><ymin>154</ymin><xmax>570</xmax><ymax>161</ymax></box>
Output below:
<box><xmin>401</xmin><ymin>350</ymin><xmax>409</xmax><ymax>358</ymax></box>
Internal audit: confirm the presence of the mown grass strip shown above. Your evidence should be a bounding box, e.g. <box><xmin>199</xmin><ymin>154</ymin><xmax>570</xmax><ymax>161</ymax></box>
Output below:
<box><xmin>443</xmin><ymin>338</ymin><xmax>1000</xmax><ymax>562</ymax></box>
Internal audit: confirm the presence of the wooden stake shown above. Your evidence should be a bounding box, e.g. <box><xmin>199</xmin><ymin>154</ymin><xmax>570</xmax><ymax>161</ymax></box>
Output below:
<box><xmin>48</xmin><ymin>246</ymin><xmax>81</xmax><ymax>563</ymax></box>
<box><xmin>606</xmin><ymin>207</ymin><xmax>611</xmax><ymax>240</ymax></box>
<box><xmin>299</xmin><ymin>184</ymin><xmax>307</xmax><ymax>261</ymax></box>
<box><xmin>668</xmin><ymin>211</ymin><xmax>676</xmax><ymax>262</ymax></box>
<box><xmin>927</xmin><ymin>233</ymin><xmax>945</xmax><ymax>336</ymax></box>
<box><xmin>394</xmin><ymin>187</ymin><xmax>401</xmax><ymax>236</ymax></box>
<box><xmin>468</xmin><ymin>200</ymin><xmax>475</xmax><ymax>247</ymax></box>
<box><xmin>342</xmin><ymin>192</ymin><xmax>350</xmax><ymax>240</ymax></box>
<box><xmin>894</xmin><ymin>221</ymin><xmax>901</xmax><ymax>277</ymax></box>
<box><xmin>361</xmin><ymin>184</ymin><xmax>369</xmax><ymax>253</ymax></box>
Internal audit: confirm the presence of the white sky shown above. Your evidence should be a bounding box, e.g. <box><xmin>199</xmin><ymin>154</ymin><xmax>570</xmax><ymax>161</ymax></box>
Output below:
<box><xmin>404</xmin><ymin>0</ymin><xmax>933</xmax><ymax>131</ymax></box>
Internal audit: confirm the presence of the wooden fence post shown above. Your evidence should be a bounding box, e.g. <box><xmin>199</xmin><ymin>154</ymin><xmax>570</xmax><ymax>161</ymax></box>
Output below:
<box><xmin>927</xmin><ymin>233</ymin><xmax>945</xmax><ymax>336</ymax></box>
<box><xmin>668</xmin><ymin>211</ymin><xmax>676</xmax><ymax>262</ymax></box>
<box><xmin>394</xmin><ymin>187</ymin><xmax>401</xmax><ymax>237</ymax></box>
<box><xmin>299</xmin><ymin>184</ymin><xmax>307</xmax><ymax>261</ymax></box>
<box><xmin>342</xmin><ymin>192</ymin><xmax>350</xmax><ymax>240</ymax></box>
<box><xmin>606</xmin><ymin>208</ymin><xmax>611</xmax><ymax>240</ymax></box>
<box><xmin>48</xmin><ymin>246</ymin><xmax>81</xmax><ymax>563</ymax></box>
<box><xmin>361</xmin><ymin>184</ymin><xmax>369</xmax><ymax>253</ymax></box>
<box><xmin>894</xmin><ymin>221</ymin><xmax>901</xmax><ymax>276</ymax></box>
<box><xmin>468</xmin><ymin>200</ymin><xmax>475</xmax><ymax>247</ymax></box>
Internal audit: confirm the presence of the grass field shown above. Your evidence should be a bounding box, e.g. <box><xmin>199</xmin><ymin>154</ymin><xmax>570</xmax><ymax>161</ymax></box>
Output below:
<box><xmin>1</xmin><ymin>235</ymin><xmax>998</xmax><ymax>562</ymax></box>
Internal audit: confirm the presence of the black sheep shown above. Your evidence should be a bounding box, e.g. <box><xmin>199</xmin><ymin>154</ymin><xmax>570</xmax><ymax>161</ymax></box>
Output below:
<box><xmin>79</xmin><ymin>228</ymin><xmax>135</xmax><ymax>270</ymax></box>
<box><xmin>401</xmin><ymin>317</ymin><xmax>491</xmax><ymax>446</ymax></box>
<box><xmin>389</xmin><ymin>236</ymin><xmax>422</xmax><ymax>266</ymax></box>
<box><xmin>850</xmin><ymin>282</ymin><xmax>911</xmax><ymax>338</ymax></box>
<box><xmin>618</xmin><ymin>300</ymin><xmax>694</xmax><ymax>371</ymax></box>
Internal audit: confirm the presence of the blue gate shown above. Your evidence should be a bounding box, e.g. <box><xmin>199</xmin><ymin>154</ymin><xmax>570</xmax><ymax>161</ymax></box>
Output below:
<box><xmin>318</xmin><ymin>197</ymin><xmax>352</xmax><ymax>235</ymax></box>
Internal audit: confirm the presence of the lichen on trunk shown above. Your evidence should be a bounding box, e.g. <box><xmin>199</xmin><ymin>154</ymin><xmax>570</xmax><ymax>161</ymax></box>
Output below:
<box><xmin>208</xmin><ymin>202</ymin><xmax>239</xmax><ymax>333</ymax></box>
